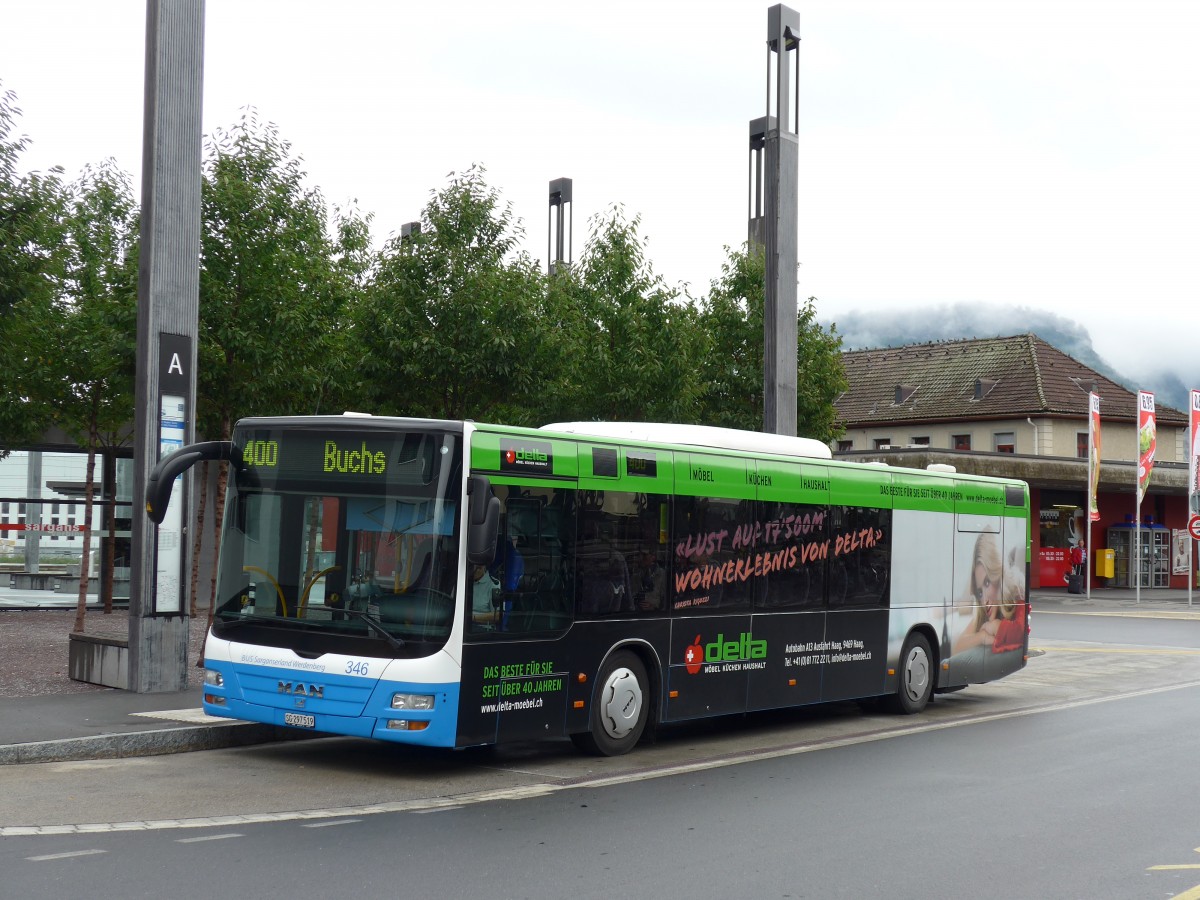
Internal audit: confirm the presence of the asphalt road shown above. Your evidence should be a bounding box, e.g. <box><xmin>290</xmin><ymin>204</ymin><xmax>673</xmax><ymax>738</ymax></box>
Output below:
<box><xmin>4</xmin><ymin>611</ymin><xmax>1200</xmax><ymax>899</ymax></box>
<box><xmin>1034</xmin><ymin>607</ymin><xmax>1200</xmax><ymax>648</ymax></box>
<box><xmin>2</xmin><ymin>677</ymin><xmax>1199</xmax><ymax>899</ymax></box>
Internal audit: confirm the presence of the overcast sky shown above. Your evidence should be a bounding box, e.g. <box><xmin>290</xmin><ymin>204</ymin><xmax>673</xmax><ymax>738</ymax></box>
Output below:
<box><xmin>4</xmin><ymin>0</ymin><xmax>1198</xmax><ymax>394</ymax></box>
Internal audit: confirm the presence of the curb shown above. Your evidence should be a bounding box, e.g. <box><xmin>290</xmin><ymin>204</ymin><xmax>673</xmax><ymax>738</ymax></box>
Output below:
<box><xmin>0</xmin><ymin>722</ymin><xmax>315</xmax><ymax>766</ymax></box>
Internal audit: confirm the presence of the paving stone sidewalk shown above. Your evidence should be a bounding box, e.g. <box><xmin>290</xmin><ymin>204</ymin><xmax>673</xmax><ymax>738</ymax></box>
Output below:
<box><xmin>0</xmin><ymin>607</ymin><xmax>209</xmax><ymax>698</ymax></box>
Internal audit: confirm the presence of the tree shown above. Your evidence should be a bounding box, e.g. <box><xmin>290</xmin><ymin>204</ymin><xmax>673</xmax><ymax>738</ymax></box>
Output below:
<box><xmin>543</xmin><ymin>206</ymin><xmax>708</xmax><ymax>424</ymax></box>
<box><xmin>50</xmin><ymin>161</ymin><xmax>139</xmax><ymax>629</ymax></box>
<box><xmin>195</xmin><ymin>111</ymin><xmax>357</xmax><ymax>617</ymax></box>
<box><xmin>0</xmin><ymin>85</ymin><xmax>68</xmax><ymax>454</ymax></box>
<box><xmin>198</xmin><ymin>110</ymin><xmax>352</xmax><ymax>439</ymax></box>
<box><xmin>698</xmin><ymin>244</ymin><xmax>846</xmax><ymax>441</ymax></box>
<box><xmin>353</xmin><ymin>166</ymin><xmax>551</xmax><ymax>423</ymax></box>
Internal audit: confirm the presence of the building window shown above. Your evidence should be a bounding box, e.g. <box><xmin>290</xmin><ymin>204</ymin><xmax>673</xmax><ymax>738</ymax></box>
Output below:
<box><xmin>994</xmin><ymin>432</ymin><xmax>1016</xmax><ymax>453</ymax></box>
<box><xmin>952</xmin><ymin>434</ymin><xmax>972</xmax><ymax>451</ymax></box>
<box><xmin>910</xmin><ymin>436</ymin><xmax>930</xmax><ymax>446</ymax></box>
<box><xmin>873</xmin><ymin>437</ymin><xmax>892</xmax><ymax>450</ymax></box>
<box><xmin>1076</xmin><ymin>433</ymin><xmax>1088</xmax><ymax>459</ymax></box>
<box><xmin>837</xmin><ymin>440</ymin><xmax>854</xmax><ymax>452</ymax></box>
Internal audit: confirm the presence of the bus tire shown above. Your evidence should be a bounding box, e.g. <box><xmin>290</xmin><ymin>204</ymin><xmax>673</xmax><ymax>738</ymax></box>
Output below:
<box><xmin>883</xmin><ymin>632</ymin><xmax>933</xmax><ymax>715</ymax></box>
<box><xmin>571</xmin><ymin>651</ymin><xmax>649</xmax><ymax>756</ymax></box>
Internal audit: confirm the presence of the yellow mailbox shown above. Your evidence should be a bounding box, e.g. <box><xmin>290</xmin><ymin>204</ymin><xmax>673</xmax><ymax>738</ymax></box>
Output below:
<box><xmin>1096</xmin><ymin>548</ymin><xmax>1115</xmax><ymax>579</ymax></box>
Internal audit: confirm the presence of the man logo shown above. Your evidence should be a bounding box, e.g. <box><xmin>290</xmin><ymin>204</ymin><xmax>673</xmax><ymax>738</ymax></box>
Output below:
<box><xmin>278</xmin><ymin>681</ymin><xmax>324</xmax><ymax>699</ymax></box>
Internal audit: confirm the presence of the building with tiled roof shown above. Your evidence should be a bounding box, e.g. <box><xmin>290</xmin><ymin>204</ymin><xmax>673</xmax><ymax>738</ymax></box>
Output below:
<box><xmin>831</xmin><ymin>334</ymin><xmax>1193</xmax><ymax>591</ymax></box>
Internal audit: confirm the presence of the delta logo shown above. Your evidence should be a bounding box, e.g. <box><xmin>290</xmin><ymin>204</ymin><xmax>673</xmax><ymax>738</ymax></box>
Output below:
<box><xmin>684</xmin><ymin>632</ymin><xmax>767</xmax><ymax>674</ymax></box>
<box><xmin>499</xmin><ymin>439</ymin><xmax>552</xmax><ymax>472</ymax></box>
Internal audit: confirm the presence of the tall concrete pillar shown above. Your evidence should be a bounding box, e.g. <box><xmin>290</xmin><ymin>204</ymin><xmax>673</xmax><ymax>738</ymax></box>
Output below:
<box><xmin>547</xmin><ymin>178</ymin><xmax>573</xmax><ymax>275</ymax></box>
<box><xmin>758</xmin><ymin>5</ymin><xmax>800</xmax><ymax>437</ymax></box>
<box><xmin>128</xmin><ymin>0</ymin><xmax>204</xmax><ymax>692</ymax></box>
<box><xmin>747</xmin><ymin>117</ymin><xmax>771</xmax><ymax>252</ymax></box>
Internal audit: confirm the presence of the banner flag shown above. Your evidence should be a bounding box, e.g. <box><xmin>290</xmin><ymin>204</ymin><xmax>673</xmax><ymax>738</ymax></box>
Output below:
<box><xmin>1088</xmin><ymin>392</ymin><xmax>1101</xmax><ymax>522</ymax></box>
<box><xmin>1190</xmin><ymin>390</ymin><xmax>1200</xmax><ymax>518</ymax></box>
<box><xmin>1137</xmin><ymin>391</ymin><xmax>1156</xmax><ymax>505</ymax></box>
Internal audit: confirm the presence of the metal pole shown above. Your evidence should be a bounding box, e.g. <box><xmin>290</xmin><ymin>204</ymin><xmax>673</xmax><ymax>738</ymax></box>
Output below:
<box><xmin>1135</xmin><ymin>495</ymin><xmax>1141</xmax><ymax>604</ymax></box>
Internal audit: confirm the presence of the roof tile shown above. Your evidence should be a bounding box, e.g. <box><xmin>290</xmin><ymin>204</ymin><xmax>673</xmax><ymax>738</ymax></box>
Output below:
<box><xmin>835</xmin><ymin>333</ymin><xmax>1185</xmax><ymax>427</ymax></box>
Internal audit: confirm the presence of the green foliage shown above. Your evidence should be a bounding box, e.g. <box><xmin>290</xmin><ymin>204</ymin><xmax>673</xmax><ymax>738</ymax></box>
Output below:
<box><xmin>352</xmin><ymin>166</ymin><xmax>550</xmax><ymax>423</ymax></box>
<box><xmin>0</xmin><ymin>85</ymin><xmax>68</xmax><ymax>453</ymax></box>
<box><xmin>794</xmin><ymin>300</ymin><xmax>848</xmax><ymax>443</ymax></box>
<box><xmin>199</xmin><ymin>110</ymin><xmax>352</xmax><ymax>439</ymax></box>
<box><xmin>544</xmin><ymin>206</ymin><xmax>708</xmax><ymax>424</ymax></box>
<box><xmin>52</xmin><ymin>159</ymin><xmax>140</xmax><ymax>451</ymax></box>
<box><xmin>698</xmin><ymin>244</ymin><xmax>846</xmax><ymax>441</ymax></box>
<box><xmin>1</xmin><ymin>86</ymin><xmax>848</xmax><ymax>456</ymax></box>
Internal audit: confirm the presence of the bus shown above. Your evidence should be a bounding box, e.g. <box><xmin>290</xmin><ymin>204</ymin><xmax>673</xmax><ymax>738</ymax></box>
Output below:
<box><xmin>146</xmin><ymin>414</ymin><xmax>1031</xmax><ymax>756</ymax></box>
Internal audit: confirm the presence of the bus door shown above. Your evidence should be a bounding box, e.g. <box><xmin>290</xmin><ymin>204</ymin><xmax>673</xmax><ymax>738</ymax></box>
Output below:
<box><xmin>746</xmin><ymin>460</ymin><xmax>830</xmax><ymax>711</ymax></box>
<box><xmin>459</xmin><ymin>483</ymin><xmax>576</xmax><ymax>747</ymax></box>
<box><xmin>818</xmin><ymin>465</ymin><xmax>893</xmax><ymax>703</ymax></box>
<box><xmin>946</xmin><ymin>508</ymin><xmax>1028</xmax><ymax>685</ymax></box>
<box><xmin>946</xmin><ymin>513</ymin><xmax>1002</xmax><ymax>684</ymax></box>
<box><xmin>665</xmin><ymin>456</ymin><xmax>757</xmax><ymax>721</ymax></box>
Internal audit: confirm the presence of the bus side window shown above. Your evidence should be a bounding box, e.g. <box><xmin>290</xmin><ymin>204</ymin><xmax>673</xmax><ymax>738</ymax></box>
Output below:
<box><xmin>758</xmin><ymin>502</ymin><xmax>827</xmax><ymax>610</ymax></box>
<box><xmin>828</xmin><ymin>506</ymin><xmax>891</xmax><ymax>608</ymax></box>
<box><xmin>576</xmin><ymin>504</ymin><xmax>627</xmax><ymax>618</ymax></box>
<box><xmin>671</xmin><ymin>495</ymin><xmax>754</xmax><ymax>613</ymax></box>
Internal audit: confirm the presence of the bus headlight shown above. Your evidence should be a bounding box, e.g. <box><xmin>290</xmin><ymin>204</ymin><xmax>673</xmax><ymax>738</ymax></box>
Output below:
<box><xmin>391</xmin><ymin>692</ymin><xmax>434</xmax><ymax>711</ymax></box>
<box><xmin>204</xmin><ymin>669</ymin><xmax>224</xmax><ymax>688</ymax></box>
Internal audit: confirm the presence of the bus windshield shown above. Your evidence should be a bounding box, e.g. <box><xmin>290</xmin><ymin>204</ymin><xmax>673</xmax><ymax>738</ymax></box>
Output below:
<box><xmin>210</xmin><ymin>424</ymin><xmax>463</xmax><ymax>655</ymax></box>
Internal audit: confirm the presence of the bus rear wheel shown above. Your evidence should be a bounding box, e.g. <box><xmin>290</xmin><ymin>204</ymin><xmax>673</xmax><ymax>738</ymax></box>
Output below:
<box><xmin>883</xmin><ymin>633</ymin><xmax>933</xmax><ymax>714</ymax></box>
<box><xmin>571</xmin><ymin>651</ymin><xmax>649</xmax><ymax>756</ymax></box>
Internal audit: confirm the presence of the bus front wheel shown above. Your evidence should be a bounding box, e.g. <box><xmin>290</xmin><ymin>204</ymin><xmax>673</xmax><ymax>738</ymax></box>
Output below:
<box><xmin>571</xmin><ymin>651</ymin><xmax>649</xmax><ymax>756</ymax></box>
<box><xmin>884</xmin><ymin>633</ymin><xmax>933</xmax><ymax>714</ymax></box>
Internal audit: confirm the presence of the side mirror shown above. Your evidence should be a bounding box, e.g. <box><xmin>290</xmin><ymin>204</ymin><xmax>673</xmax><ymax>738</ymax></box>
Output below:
<box><xmin>146</xmin><ymin>441</ymin><xmax>241</xmax><ymax>524</ymax></box>
<box><xmin>466</xmin><ymin>475</ymin><xmax>501</xmax><ymax>566</ymax></box>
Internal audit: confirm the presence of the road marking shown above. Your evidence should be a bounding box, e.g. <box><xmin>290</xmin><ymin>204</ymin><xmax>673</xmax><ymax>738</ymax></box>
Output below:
<box><xmin>1148</xmin><ymin>844</ymin><xmax>1200</xmax><ymax>899</ymax></box>
<box><xmin>177</xmin><ymin>833</ymin><xmax>243</xmax><ymax>843</ymax></box>
<box><xmin>6</xmin><ymin>677</ymin><xmax>1200</xmax><ymax>837</ymax></box>
<box><xmin>301</xmin><ymin>818</ymin><xmax>362</xmax><ymax>828</ymax></box>
<box><xmin>132</xmin><ymin>709</ymin><xmax>235</xmax><ymax>724</ymax></box>
<box><xmin>1031</xmin><ymin>647</ymin><xmax>1200</xmax><ymax>656</ymax></box>
<box><xmin>26</xmin><ymin>848</ymin><xmax>106</xmax><ymax>861</ymax></box>
<box><xmin>1037</xmin><ymin>609</ymin><xmax>1200</xmax><ymax>619</ymax></box>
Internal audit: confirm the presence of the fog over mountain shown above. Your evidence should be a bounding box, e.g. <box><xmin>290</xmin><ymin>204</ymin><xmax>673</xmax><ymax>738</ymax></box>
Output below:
<box><xmin>821</xmin><ymin>304</ymin><xmax>1196</xmax><ymax>413</ymax></box>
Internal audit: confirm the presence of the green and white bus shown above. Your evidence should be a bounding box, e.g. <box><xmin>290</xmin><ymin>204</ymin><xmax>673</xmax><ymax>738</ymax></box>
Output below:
<box><xmin>147</xmin><ymin>415</ymin><xmax>1030</xmax><ymax>756</ymax></box>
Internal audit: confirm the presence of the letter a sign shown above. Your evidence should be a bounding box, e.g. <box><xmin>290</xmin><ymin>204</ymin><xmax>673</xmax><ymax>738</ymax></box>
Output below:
<box><xmin>159</xmin><ymin>333</ymin><xmax>191</xmax><ymax>395</ymax></box>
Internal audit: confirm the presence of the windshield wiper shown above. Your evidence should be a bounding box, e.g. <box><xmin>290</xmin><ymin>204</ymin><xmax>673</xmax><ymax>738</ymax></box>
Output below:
<box><xmin>214</xmin><ymin>608</ymin><xmax>406</xmax><ymax>651</ymax></box>
<box><xmin>336</xmin><ymin>608</ymin><xmax>406</xmax><ymax>650</ymax></box>
<box><xmin>214</xmin><ymin>612</ymin><xmax>322</xmax><ymax>631</ymax></box>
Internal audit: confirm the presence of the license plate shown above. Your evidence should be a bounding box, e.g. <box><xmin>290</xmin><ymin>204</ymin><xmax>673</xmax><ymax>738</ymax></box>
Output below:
<box><xmin>283</xmin><ymin>712</ymin><xmax>315</xmax><ymax>728</ymax></box>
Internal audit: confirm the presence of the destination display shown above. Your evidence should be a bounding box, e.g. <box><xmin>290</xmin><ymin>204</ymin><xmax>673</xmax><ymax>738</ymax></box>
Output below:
<box><xmin>233</xmin><ymin>428</ymin><xmax>455</xmax><ymax>490</ymax></box>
